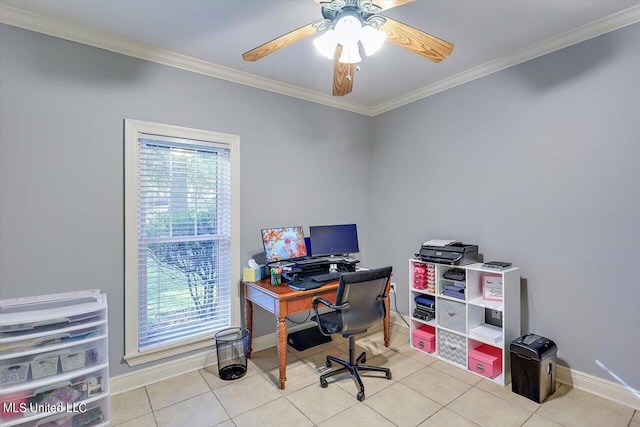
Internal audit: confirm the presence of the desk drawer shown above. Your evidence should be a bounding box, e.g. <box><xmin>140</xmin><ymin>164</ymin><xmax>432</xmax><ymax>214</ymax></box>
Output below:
<box><xmin>286</xmin><ymin>291</ymin><xmax>337</xmax><ymax>313</ymax></box>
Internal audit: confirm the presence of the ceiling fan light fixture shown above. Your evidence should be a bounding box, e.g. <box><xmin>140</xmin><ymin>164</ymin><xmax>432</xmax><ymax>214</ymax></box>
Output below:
<box><xmin>313</xmin><ymin>29</ymin><xmax>338</xmax><ymax>59</ymax></box>
<box><xmin>334</xmin><ymin>15</ymin><xmax>363</xmax><ymax>44</ymax></box>
<box><xmin>360</xmin><ymin>25</ymin><xmax>386</xmax><ymax>56</ymax></box>
<box><xmin>338</xmin><ymin>41</ymin><xmax>362</xmax><ymax>64</ymax></box>
<box><xmin>243</xmin><ymin>0</ymin><xmax>454</xmax><ymax>97</ymax></box>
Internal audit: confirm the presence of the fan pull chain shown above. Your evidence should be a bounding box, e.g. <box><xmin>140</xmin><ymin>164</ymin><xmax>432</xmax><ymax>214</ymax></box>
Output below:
<box><xmin>347</xmin><ymin>63</ymin><xmax>362</xmax><ymax>81</ymax></box>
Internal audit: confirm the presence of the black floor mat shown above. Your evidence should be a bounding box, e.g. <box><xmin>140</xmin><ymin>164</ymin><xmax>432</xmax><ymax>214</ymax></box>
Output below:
<box><xmin>287</xmin><ymin>327</ymin><xmax>332</xmax><ymax>351</ymax></box>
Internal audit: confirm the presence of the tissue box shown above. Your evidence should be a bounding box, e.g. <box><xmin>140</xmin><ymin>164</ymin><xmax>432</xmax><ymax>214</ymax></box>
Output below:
<box><xmin>243</xmin><ymin>265</ymin><xmax>266</xmax><ymax>282</ymax></box>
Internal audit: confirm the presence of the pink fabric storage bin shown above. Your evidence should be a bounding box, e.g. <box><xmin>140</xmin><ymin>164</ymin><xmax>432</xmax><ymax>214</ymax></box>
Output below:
<box><xmin>468</xmin><ymin>344</ymin><xmax>502</xmax><ymax>378</ymax></box>
<box><xmin>412</xmin><ymin>326</ymin><xmax>435</xmax><ymax>353</ymax></box>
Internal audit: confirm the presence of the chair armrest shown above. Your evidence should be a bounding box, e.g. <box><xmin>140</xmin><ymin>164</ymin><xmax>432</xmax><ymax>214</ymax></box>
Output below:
<box><xmin>312</xmin><ymin>297</ymin><xmax>350</xmax><ymax>337</ymax></box>
<box><xmin>312</xmin><ymin>297</ymin><xmax>350</xmax><ymax>311</ymax></box>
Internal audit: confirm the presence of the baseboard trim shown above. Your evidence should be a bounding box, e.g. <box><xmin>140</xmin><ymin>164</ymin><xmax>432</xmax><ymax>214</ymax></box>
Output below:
<box><xmin>388</xmin><ymin>312</ymin><xmax>640</xmax><ymax>410</ymax></box>
<box><xmin>110</xmin><ymin>322</ymin><xmax>313</xmax><ymax>395</ymax></box>
<box><xmin>556</xmin><ymin>365</ymin><xmax>640</xmax><ymax>410</ymax></box>
<box><xmin>111</xmin><ymin>314</ymin><xmax>640</xmax><ymax>411</ymax></box>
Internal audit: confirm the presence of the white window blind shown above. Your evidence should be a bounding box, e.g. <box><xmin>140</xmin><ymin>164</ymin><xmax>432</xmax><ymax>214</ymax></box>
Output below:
<box><xmin>125</xmin><ymin>120</ymin><xmax>239</xmax><ymax>365</ymax></box>
<box><xmin>136</xmin><ymin>133</ymin><xmax>232</xmax><ymax>351</ymax></box>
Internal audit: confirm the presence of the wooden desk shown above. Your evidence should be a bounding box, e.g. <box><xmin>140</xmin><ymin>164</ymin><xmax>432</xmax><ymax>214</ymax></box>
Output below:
<box><xmin>243</xmin><ymin>277</ymin><xmax>391</xmax><ymax>390</ymax></box>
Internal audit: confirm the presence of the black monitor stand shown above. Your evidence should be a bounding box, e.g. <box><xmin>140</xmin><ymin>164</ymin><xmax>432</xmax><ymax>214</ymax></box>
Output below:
<box><xmin>278</xmin><ymin>258</ymin><xmax>359</xmax><ymax>283</ymax></box>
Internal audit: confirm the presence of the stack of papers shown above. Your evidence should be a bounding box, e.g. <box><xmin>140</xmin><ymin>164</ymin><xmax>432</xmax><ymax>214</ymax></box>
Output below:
<box><xmin>471</xmin><ymin>324</ymin><xmax>503</xmax><ymax>343</ymax></box>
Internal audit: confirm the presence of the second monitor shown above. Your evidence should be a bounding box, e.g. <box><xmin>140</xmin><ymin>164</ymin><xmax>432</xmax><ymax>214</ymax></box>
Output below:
<box><xmin>309</xmin><ymin>223</ymin><xmax>359</xmax><ymax>258</ymax></box>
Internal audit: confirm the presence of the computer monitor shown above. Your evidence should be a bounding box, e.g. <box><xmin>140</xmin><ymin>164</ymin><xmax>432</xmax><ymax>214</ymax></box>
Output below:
<box><xmin>261</xmin><ymin>226</ymin><xmax>308</xmax><ymax>263</ymax></box>
<box><xmin>309</xmin><ymin>224</ymin><xmax>359</xmax><ymax>257</ymax></box>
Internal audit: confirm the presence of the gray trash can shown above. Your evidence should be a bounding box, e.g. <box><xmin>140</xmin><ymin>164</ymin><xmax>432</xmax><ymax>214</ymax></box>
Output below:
<box><xmin>510</xmin><ymin>333</ymin><xmax>557</xmax><ymax>403</ymax></box>
<box><xmin>215</xmin><ymin>327</ymin><xmax>249</xmax><ymax>380</ymax></box>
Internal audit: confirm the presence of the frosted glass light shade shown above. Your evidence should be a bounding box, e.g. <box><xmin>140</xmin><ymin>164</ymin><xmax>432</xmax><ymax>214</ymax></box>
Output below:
<box><xmin>334</xmin><ymin>15</ymin><xmax>363</xmax><ymax>44</ymax></box>
<box><xmin>361</xmin><ymin>25</ymin><xmax>386</xmax><ymax>56</ymax></box>
<box><xmin>315</xmin><ymin>14</ymin><xmax>385</xmax><ymax>64</ymax></box>
<box><xmin>338</xmin><ymin>42</ymin><xmax>362</xmax><ymax>64</ymax></box>
<box><xmin>314</xmin><ymin>29</ymin><xmax>338</xmax><ymax>59</ymax></box>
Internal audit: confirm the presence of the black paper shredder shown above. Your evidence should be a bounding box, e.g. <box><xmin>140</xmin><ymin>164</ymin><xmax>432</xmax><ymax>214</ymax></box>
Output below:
<box><xmin>510</xmin><ymin>334</ymin><xmax>557</xmax><ymax>403</ymax></box>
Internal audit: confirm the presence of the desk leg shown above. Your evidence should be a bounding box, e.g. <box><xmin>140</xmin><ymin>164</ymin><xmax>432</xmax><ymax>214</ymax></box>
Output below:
<box><xmin>245</xmin><ymin>299</ymin><xmax>253</xmax><ymax>358</ymax></box>
<box><xmin>384</xmin><ymin>295</ymin><xmax>390</xmax><ymax>347</ymax></box>
<box><xmin>277</xmin><ymin>317</ymin><xmax>287</xmax><ymax>390</ymax></box>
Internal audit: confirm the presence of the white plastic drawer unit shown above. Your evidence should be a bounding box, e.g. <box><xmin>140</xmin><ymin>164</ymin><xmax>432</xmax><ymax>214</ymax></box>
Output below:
<box><xmin>0</xmin><ymin>290</ymin><xmax>109</xmax><ymax>427</ymax></box>
<box><xmin>437</xmin><ymin>299</ymin><xmax>466</xmax><ymax>333</ymax></box>
<box><xmin>18</xmin><ymin>399</ymin><xmax>108</xmax><ymax>427</ymax></box>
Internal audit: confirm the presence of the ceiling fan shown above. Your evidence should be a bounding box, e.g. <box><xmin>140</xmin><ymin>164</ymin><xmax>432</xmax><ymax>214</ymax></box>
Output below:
<box><xmin>242</xmin><ymin>0</ymin><xmax>454</xmax><ymax>97</ymax></box>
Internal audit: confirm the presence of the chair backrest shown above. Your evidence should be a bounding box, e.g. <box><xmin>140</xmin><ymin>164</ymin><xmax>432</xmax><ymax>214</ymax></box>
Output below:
<box><xmin>334</xmin><ymin>266</ymin><xmax>393</xmax><ymax>335</ymax></box>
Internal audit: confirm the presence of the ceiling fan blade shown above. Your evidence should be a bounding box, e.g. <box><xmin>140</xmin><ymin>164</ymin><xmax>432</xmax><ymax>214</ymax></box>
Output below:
<box><xmin>314</xmin><ymin>0</ymin><xmax>414</xmax><ymax>12</ymax></box>
<box><xmin>380</xmin><ymin>17</ymin><xmax>454</xmax><ymax>63</ymax></box>
<box><xmin>242</xmin><ymin>20</ymin><xmax>323</xmax><ymax>61</ymax></box>
<box><xmin>333</xmin><ymin>46</ymin><xmax>354</xmax><ymax>96</ymax></box>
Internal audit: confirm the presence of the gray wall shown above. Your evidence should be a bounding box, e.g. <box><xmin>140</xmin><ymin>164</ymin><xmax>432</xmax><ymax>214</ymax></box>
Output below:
<box><xmin>371</xmin><ymin>23</ymin><xmax>640</xmax><ymax>389</ymax></box>
<box><xmin>1</xmin><ymin>20</ymin><xmax>639</xmax><ymax>390</ymax></box>
<box><xmin>0</xmin><ymin>24</ymin><xmax>373</xmax><ymax>377</ymax></box>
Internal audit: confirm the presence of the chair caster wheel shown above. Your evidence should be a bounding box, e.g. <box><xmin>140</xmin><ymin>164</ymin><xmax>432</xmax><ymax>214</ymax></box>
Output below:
<box><xmin>326</xmin><ymin>360</ymin><xmax>332</xmax><ymax>368</ymax></box>
<box><xmin>386</xmin><ymin>371</ymin><xmax>392</xmax><ymax>380</ymax></box>
<box><xmin>320</xmin><ymin>379</ymin><xmax>328</xmax><ymax>388</ymax></box>
<box><xmin>361</xmin><ymin>356</ymin><xmax>366</xmax><ymax>363</ymax></box>
<box><xmin>357</xmin><ymin>391</ymin><xmax>365</xmax><ymax>401</ymax></box>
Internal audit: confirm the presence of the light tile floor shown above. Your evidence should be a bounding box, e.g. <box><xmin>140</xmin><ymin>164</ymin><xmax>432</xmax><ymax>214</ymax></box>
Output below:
<box><xmin>111</xmin><ymin>324</ymin><xmax>639</xmax><ymax>427</ymax></box>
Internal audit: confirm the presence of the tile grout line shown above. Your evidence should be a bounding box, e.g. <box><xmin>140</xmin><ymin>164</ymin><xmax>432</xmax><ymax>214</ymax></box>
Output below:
<box><xmin>196</xmin><ymin>368</ymin><xmax>235</xmax><ymax>426</ymax></box>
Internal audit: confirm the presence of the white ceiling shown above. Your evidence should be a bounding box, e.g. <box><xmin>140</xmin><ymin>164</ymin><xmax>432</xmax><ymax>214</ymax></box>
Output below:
<box><xmin>2</xmin><ymin>0</ymin><xmax>639</xmax><ymax>115</ymax></box>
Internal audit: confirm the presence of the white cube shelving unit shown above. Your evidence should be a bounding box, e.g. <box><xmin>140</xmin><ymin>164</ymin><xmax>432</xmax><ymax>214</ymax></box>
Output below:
<box><xmin>409</xmin><ymin>259</ymin><xmax>521</xmax><ymax>385</ymax></box>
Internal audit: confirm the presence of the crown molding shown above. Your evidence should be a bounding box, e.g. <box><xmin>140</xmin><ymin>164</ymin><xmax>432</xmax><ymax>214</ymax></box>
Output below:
<box><xmin>0</xmin><ymin>4</ymin><xmax>374</xmax><ymax>116</ymax></box>
<box><xmin>2</xmin><ymin>4</ymin><xmax>639</xmax><ymax>117</ymax></box>
<box><xmin>370</xmin><ymin>4</ymin><xmax>640</xmax><ymax>115</ymax></box>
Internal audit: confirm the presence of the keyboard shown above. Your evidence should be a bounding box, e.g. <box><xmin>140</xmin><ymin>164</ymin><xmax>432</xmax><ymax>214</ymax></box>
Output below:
<box><xmin>310</xmin><ymin>272</ymin><xmax>342</xmax><ymax>283</ymax></box>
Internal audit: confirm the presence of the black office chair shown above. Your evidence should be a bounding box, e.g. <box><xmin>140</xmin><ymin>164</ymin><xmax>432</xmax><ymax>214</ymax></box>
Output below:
<box><xmin>311</xmin><ymin>266</ymin><xmax>393</xmax><ymax>401</ymax></box>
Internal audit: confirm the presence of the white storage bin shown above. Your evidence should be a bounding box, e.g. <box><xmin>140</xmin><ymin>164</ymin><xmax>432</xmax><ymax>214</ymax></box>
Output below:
<box><xmin>0</xmin><ymin>362</ymin><xmax>29</xmax><ymax>385</ymax></box>
<box><xmin>60</xmin><ymin>350</ymin><xmax>86</xmax><ymax>372</ymax></box>
<box><xmin>58</xmin><ymin>343</ymin><xmax>101</xmax><ymax>373</ymax></box>
<box><xmin>31</xmin><ymin>353</ymin><xmax>59</xmax><ymax>380</ymax></box>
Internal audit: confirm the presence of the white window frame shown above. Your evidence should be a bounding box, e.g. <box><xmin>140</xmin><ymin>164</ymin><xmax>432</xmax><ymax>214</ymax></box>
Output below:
<box><xmin>124</xmin><ymin>119</ymin><xmax>240</xmax><ymax>366</ymax></box>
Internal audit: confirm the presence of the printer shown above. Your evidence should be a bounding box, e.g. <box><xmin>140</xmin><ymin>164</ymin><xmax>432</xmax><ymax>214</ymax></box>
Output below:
<box><xmin>416</xmin><ymin>241</ymin><xmax>479</xmax><ymax>265</ymax></box>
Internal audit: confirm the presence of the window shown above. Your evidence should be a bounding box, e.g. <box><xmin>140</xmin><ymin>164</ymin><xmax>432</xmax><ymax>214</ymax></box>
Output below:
<box><xmin>124</xmin><ymin>120</ymin><xmax>240</xmax><ymax>366</ymax></box>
